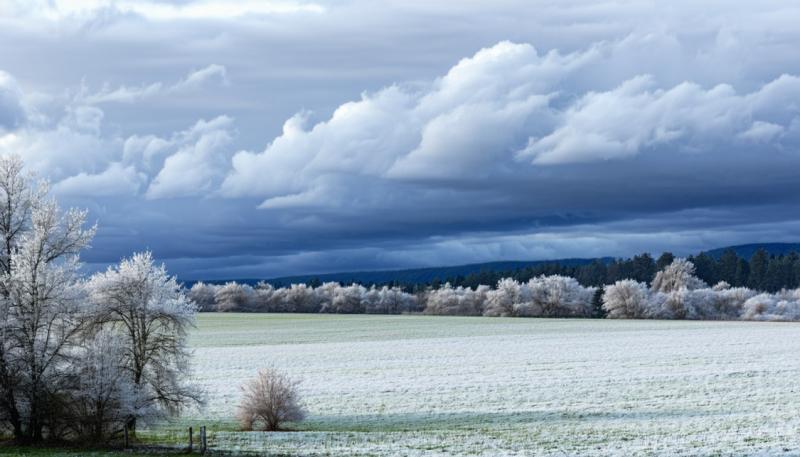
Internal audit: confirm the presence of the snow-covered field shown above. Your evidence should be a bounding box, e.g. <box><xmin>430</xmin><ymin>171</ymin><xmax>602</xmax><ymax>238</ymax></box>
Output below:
<box><xmin>188</xmin><ymin>314</ymin><xmax>800</xmax><ymax>456</ymax></box>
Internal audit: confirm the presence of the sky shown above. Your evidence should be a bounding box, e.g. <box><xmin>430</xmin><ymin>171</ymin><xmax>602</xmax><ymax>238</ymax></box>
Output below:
<box><xmin>1</xmin><ymin>0</ymin><xmax>800</xmax><ymax>279</ymax></box>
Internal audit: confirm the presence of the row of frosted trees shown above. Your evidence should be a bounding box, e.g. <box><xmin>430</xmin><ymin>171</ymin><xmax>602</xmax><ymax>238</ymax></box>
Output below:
<box><xmin>191</xmin><ymin>260</ymin><xmax>800</xmax><ymax>321</ymax></box>
<box><xmin>603</xmin><ymin>259</ymin><xmax>800</xmax><ymax>321</ymax></box>
<box><xmin>190</xmin><ymin>281</ymin><xmax>420</xmax><ymax>314</ymax></box>
<box><xmin>0</xmin><ymin>156</ymin><xmax>198</xmax><ymax>444</ymax></box>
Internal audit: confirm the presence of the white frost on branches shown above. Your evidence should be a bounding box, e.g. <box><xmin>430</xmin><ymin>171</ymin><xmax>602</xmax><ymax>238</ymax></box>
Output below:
<box><xmin>651</xmin><ymin>258</ymin><xmax>708</xmax><ymax>293</ymax></box>
<box><xmin>87</xmin><ymin>251</ymin><xmax>201</xmax><ymax>430</ymax></box>
<box><xmin>485</xmin><ymin>276</ymin><xmax>596</xmax><ymax>317</ymax></box>
<box><xmin>742</xmin><ymin>289</ymin><xmax>800</xmax><ymax>321</ymax></box>
<box><xmin>604</xmin><ymin>259</ymin><xmax>764</xmax><ymax>320</ymax></box>
<box><xmin>424</xmin><ymin>283</ymin><xmax>490</xmax><ymax>316</ymax></box>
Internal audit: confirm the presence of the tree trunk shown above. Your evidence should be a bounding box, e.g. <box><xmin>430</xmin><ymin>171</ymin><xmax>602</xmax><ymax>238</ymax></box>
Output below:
<box><xmin>127</xmin><ymin>416</ymin><xmax>137</xmax><ymax>437</ymax></box>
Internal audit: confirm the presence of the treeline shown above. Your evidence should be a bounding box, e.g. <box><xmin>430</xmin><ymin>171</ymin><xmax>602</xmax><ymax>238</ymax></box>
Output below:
<box><xmin>190</xmin><ymin>259</ymin><xmax>800</xmax><ymax>321</ymax></box>
<box><xmin>436</xmin><ymin>250</ymin><xmax>800</xmax><ymax>292</ymax></box>
<box><xmin>189</xmin><ymin>275</ymin><xmax>600</xmax><ymax>316</ymax></box>
<box><xmin>189</xmin><ymin>282</ymin><xmax>422</xmax><ymax>314</ymax></box>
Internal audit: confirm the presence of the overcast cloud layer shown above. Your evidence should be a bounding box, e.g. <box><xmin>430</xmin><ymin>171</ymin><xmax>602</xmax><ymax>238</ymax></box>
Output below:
<box><xmin>1</xmin><ymin>0</ymin><xmax>799</xmax><ymax>279</ymax></box>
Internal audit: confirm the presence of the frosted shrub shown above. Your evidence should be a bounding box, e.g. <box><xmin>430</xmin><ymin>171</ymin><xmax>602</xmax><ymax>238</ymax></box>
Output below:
<box><xmin>603</xmin><ymin>260</ymin><xmax>755</xmax><ymax>320</ymax></box>
<box><xmin>424</xmin><ymin>283</ymin><xmax>489</xmax><ymax>315</ymax></box>
<box><xmin>713</xmin><ymin>281</ymin><xmax>731</xmax><ymax>291</ymax></box>
<box><xmin>480</xmin><ymin>276</ymin><xmax>597</xmax><ymax>317</ymax></box>
<box><xmin>237</xmin><ymin>368</ymin><xmax>306</xmax><ymax>431</ymax></box>
<box><xmin>215</xmin><ymin>282</ymin><xmax>255</xmax><ymax>312</ymax></box>
<box><xmin>741</xmin><ymin>289</ymin><xmax>800</xmax><ymax>321</ymax></box>
<box><xmin>250</xmin><ymin>282</ymin><xmax>276</xmax><ymax>312</ymax></box>
<box><xmin>281</xmin><ymin>283</ymin><xmax>322</xmax><ymax>313</ymax></box>
<box><xmin>364</xmin><ymin>286</ymin><xmax>418</xmax><ymax>314</ymax></box>
<box><xmin>602</xmin><ymin>280</ymin><xmax>652</xmax><ymax>318</ymax></box>
<box><xmin>519</xmin><ymin>275</ymin><xmax>596</xmax><ymax>317</ymax></box>
<box><xmin>322</xmin><ymin>284</ymin><xmax>368</xmax><ymax>313</ymax></box>
<box><xmin>484</xmin><ymin>278</ymin><xmax>525</xmax><ymax>317</ymax></box>
<box><xmin>189</xmin><ymin>282</ymin><xmax>218</xmax><ymax>312</ymax></box>
<box><xmin>656</xmin><ymin>288</ymin><xmax>703</xmax><ymax>319</ymax></box>
<box><xmin>699</xmin><ymin>287</ymin><xmax>756</xmax><ymax>319</ymax></box>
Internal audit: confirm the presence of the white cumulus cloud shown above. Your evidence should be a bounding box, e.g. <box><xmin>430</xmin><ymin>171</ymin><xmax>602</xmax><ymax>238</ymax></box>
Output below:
<box><xmin>222</xmin><ymin>40</ymin><xmax>800</xmax><ymax>210</ymax></box>
<box><xmin>146</xmin><ymin>115</ymin><xmax>235</xmax><ymax>199</ymax></box>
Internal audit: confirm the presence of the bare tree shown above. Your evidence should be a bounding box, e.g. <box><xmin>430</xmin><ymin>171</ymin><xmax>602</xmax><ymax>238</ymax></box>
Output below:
<box><xmin>237</xmin><ymin>367</ymin><xmax>305</xmax><ymax>432</ymax></box>
<box><xmin>87</xmin><ymin>251</ymin><xmax>201</xmax><ymax>435</ymax></box>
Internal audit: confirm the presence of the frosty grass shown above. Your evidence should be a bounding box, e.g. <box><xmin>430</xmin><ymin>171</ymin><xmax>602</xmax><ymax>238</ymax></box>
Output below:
<box><xmin>184</xmin><ymin>313</ymin><xmax>800</xmax><ymax>456</ymax></box>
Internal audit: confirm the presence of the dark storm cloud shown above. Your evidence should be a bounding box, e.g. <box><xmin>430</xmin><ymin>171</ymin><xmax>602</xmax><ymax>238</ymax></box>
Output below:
<box><xmin>1</xmin><ymin>1</ymin><xmax>800</xmax><ymax>278</ymax></box>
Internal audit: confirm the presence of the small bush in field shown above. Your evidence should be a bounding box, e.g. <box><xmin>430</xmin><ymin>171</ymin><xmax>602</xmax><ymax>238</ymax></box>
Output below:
<box><xmin>237</xmin><ymin>367</ymin><xmax>306</xmax><ymax>431</ymax></box>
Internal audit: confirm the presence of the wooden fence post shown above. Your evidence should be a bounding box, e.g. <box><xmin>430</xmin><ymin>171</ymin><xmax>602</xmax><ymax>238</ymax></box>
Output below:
<box><xmin>200</xmin><ymin>425</ymin><xmax>207</xmax><ymax>454</ymax></box>
<box><xmin>123</xmin><ymin>426</ymin><xmax>129</xmax><ymax>449</ymax></box>
<box><xmin>189</xmin><ymin>426</ymin><xmax>193</xmax><ymax>452</ymax></box>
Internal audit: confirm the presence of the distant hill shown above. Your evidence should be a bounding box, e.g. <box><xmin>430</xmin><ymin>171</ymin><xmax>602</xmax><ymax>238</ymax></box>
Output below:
<box><xmin>185</xmin><ymin>258</ymin><xmax>611</xmax><ymax>288</ymax></box>
<box><xmin>183</xmin><ymin>242</ymin><xmax>800</xmax><ymax>287</ymax></box>
<box><xmin>264</xmin><ymin>258</ymin><xmax>613</xmax><ymax>287</ymax></box>
<box><xmin>705</xmin><ymin>243</ymin><xmax>800</xmax><ymax>259</ymax></box>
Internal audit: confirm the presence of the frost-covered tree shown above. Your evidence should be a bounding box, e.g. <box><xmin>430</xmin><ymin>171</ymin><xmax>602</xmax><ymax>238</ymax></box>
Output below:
<box><xmin>483</xmin><ymin>276</ymin><xmax>595</xmax><ymax>317</ymax></box>
<box><xmin>651</xmin><ymin>258</ymin><xmax>707</xmax><ymax>293</ymax></box>
<box><xmin>214</xmin><ymin>282</ymin><xmax>254</xmax><ymax>312</ymax></box>
<box><xmin>521</xmin><ymin>275</ymin><xmax>596</xmax><ymax>317</ymax></box>
<box><xmin>88</xmin><ymin>252</ymin><xmax>201</xmax><ymax>434</ymax></box>
<box><xmin>322</xmin><ymin>284</ymin><xmax>367</xmax><ymax>313</ymax></box>
<box><xmin>189</xmin><ymin>282</ymin><xmax>218</xmax><ymax>312</ymax></box>
<box><xmin>0</xmin><ymin>155</ymin><xmax>95</xmax><ymax>442</ymax></box>
<box><xmin>251</xmin><ymin>281</ymin><xmax>276</xmax><ymax>312</ymax></box>
<box><xmin>602</xmin><ymin>279</ymin><xmax>652</xmax><ymax>319</ymax></box>
<box><xmin>690</xmin><ymin>287</ymin><xmax>755</xmax><ymax>320</ymax></box>
<box><xmin>424</xmin><ymin>283</ymin><xmax>489</xmax><ymax>315</ymax></box>
<box><xmin>279</xmin><ymin>283</ymin><xmax>322</xmax><ymax>313</ymax></box>
<box><xmin>365</xmin><ymin>286</ymin><xmax>418</xmax><ymax>314</ymax></box>
<box><xmin>484</xmin><ymin>278</ymin><xmax>524</xmax><ymax>317</ymax></box>
<box><xmin>66</xmin><ymin>331</ymin><xmax>136</xmax><ymax>442</ymax></box>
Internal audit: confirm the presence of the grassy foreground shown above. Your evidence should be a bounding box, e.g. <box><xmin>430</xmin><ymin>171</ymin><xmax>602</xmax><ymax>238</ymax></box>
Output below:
<box><xmin>0</xmin><ymin>448</ymin><xmax>183</xmax><ymax>456</ymax></box>
<box><xmin>5</xmin><ymin>314</ymin><xmax>800</xmax><ymax>455</ymax></box>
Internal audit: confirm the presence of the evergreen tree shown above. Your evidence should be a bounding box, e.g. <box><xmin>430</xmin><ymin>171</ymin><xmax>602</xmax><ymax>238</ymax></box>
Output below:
<box><xmin>575</xmin><ymin>260</ymin><xmax>608</xmax><ymax>287</ymax></box>
<box><xmin>630</xmin><ymin>253</ymin><xmax>657</xmax><ymax>284</ymax></box>
<box><xmin>786</xmin><ymin>252</ymin><xmax>800</xmax><ymax>289</ymax></box>
<box><xmin>748</xmin><ymin>249</ymin><xmax>769</xmax><ymax>290</ymax></box>
<box><xmin>717</xmin><ymin>249</ymin><xmax>739</xmax><ymax>285</ymax></box>
<box><xmin>734</xmin><ymin>258</ymin><xmax>750</xmax><ymax>287</ymax></box>
<box><xmin>656</xmin><ymin>252</ymin><xmax>675</xmax><ymax>270</ymax></box>
<box><xmin>690</xmin><ymin>252</ymin><xmax>718</xmax><ymax>285</ymax></box>
<box><xmin>764</xmin><ymin>256</ymin><xmax>783</xmax><ymax>292</ymax></box>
